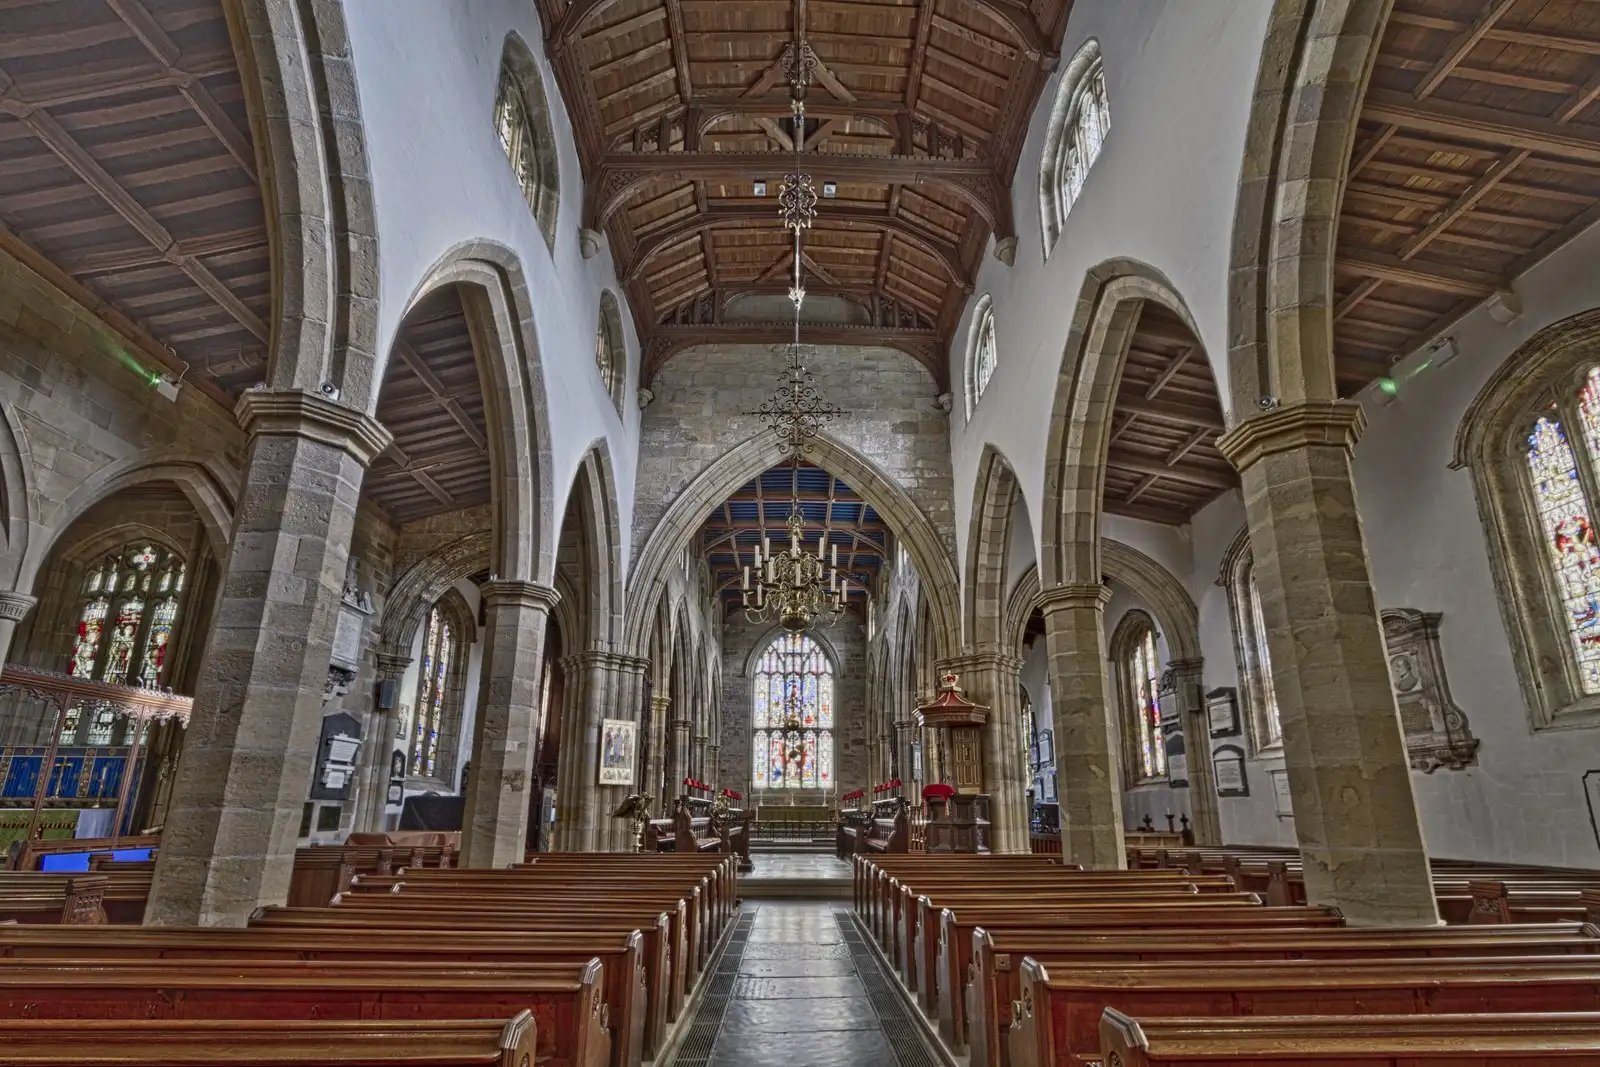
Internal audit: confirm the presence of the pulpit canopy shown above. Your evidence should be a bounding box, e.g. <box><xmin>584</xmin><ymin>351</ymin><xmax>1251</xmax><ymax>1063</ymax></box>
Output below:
<box><xmin>915</xmin><ymin>672</ymin><xmax>989</xmax><ymax>728</ymax></box>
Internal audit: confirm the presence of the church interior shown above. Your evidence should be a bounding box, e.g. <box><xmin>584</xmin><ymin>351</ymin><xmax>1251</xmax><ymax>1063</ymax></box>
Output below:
<box><xmin>4</xmin><ymin>0</ymin><xmax>1600</xmax><ymax>1063</ymax></box>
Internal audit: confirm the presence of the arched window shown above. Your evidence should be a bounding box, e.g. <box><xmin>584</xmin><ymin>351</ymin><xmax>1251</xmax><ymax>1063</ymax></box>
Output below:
<box><xmin>65</xmin><ymin>542</ymin><xmax>186</xmax><ymax>743</ymax></box>
<box><xmin>411</xmin><ymin>605</ymin><xmax>459</xmax><ymax>779</ymax></box>
<box><xmin>595</xmin><ymin>291</ymin><xmax>626</xmax><ymax>411</ymax></box>
<box><xmin>1111</xmin><ymin>612</ymin><xmax>1166</xmax><ymax>782</ymax></box>
<box><xmin>1039</xmin><ymin>39</ymin><xmax>1109</xmax><ymax>258</ymax></box>
<box><xmin>751</xmin><ymin>633</ymin><xmax>834</xmax><ymax>789</ymax></box>
<box><xmin>495</xmin><ymin>34</ymin><xmax>560</xmax><ymax>251</ymax></box>
<box><xmin>964</xmin><ymin>295</ymin><xmax>998</xmax><ymax>420</ymax></box>
<box><xmin>1221</xmin><ymin>533</ymin><xmax>1282</xmax><ymax>751</ymax></box>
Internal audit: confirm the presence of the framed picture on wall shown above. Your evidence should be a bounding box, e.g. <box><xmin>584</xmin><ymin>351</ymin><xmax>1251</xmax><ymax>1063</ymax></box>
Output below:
<box><xmin>1205</xmin><ymin>688</ymin><xmax>1240</xmax><ymax>738</ymax></box>
<box><xmin>598</xmin><ymin>718</ymin><xmax>637</xmax><ymax>786</ymax></box>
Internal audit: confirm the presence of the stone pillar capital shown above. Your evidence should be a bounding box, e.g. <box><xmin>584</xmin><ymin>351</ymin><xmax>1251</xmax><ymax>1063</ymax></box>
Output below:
<box><xmin>668</xmin><ymin>718</ymin><xmax>693</xmax><ymax>728</ymax></box>
<box><xmin>649</xmin><ymin>693</ymin><xmax>672</xmax><ymax>711</ymax></box>
<box><xmin>0</xmin><ymin>591</ymin><xmax>38</xmax><ymax>622</ymax></box>
<box><xmin>235</xmin><ymin>388</ymin><xmax>393</xmax><ymax>467</ymax></box>
<box><xmin>1168</xmin><ymin>656</ymin><xmax>1204</xmax><ymax>676</ymax></box>
<box><xmin>563</xmin><ymin>649</ymin><xmax>649</xmax><ymax>675</ymax></box>
<box><xmin>374</xmin><ymin>652</ymin><xmax>413</xmax><ymax>680</ymax></box>
<box><xmin>480</xmin><ymin>579</ymin><xmax>560</xmax><ymax>612</ymax></box>
<box><xmin>937</xmin><ymin>651</ymin><xmax>1025</xmax><ymax>677</ymax></box>
<box><xmin>1215</xmin><ymin>400</ymin><xmax>1365</xmax><ymax>473</ymax></box>
<box><xmin>1036</xmin><ymin>582</ymin><xmax>1112</xmax><ymax>614</ymax></box>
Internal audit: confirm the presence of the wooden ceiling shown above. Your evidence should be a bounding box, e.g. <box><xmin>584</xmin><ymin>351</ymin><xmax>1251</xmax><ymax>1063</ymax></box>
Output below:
<box><xmin>1336</xmin><ymin>0</ymin><xmax>1600</xmax><ymax>394</ymax></box>
<box><xmin>701</xmin><ymin>460</ymin><xmax>886</xmax><ymax>612</ymax></box>
<box><xmin>1104</xmin><ymin>303</ymin><xmax>1235</xmax><ymax>526</ymax></box>
<box><xmin>0</xmin><ymin>0</ymin><xmax>269</xmax><ymax>403</ymax></box>
<box><xmin>537</xmin><ymin>0</ymin><xmax>1073</xmax><ymax>386</ymax></box>
<box><xmin>365</xmin><ymin>285</ymin><xmax>493</xmax><ymax>526</ymax></box>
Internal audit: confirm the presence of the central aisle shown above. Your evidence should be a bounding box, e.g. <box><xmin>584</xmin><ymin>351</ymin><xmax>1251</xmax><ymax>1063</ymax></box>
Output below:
<box><xmin>667</xmin><ymin>902</ymin><xmax>942</xmax><ymax>1067</ymax></box>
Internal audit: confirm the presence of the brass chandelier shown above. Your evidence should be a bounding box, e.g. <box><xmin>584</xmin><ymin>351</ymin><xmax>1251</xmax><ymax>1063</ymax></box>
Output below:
<box><xmin>741</xmin><ymin>40</ymin><xmax>849</xmax><ymax>634</ymax></box>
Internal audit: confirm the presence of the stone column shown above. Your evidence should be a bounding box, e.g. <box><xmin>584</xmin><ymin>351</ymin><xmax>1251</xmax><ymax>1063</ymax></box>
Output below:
<box><xmin>553</xmin><ymin>651</ymin><xmax>649</xmax><ymax>851</ymax></box>
<box><xmin>667</xmin><ymin>715</ymin><xmax>692</xmax><ymax>797</ymax></box>
<box><xmin>0</xmin><ymin>591</ymin><xmax>38</xmax><ymax>673</ymax></box>
<box><xmin>354</xmin><ymin>652</ymin><xmax>412</xmax><ymax>831</ymax></box>
<box><xmin>1217</xmin><ymin>402</ymin><xmax>1438</xmax><ymax>925</ymax></box>
<box><xmin>459</xmin><ymin>580</ymin><xmax>559</xmax><ymax>869</ymax></box>
<box><xmin>646</xmin><ymin>693</ymin><xmax>670</xmax><ymax>807</ymax></box>
<box><xmin>938</xmin><ymin>653</ymin><xmax>1028</xmax><ymax>853</ymax></box>
<box><xmin>1037</xmin><ymin>583</ymin><xmax>1126</xmax><ymax>869</ymax></box>
<box><xmin>705</xmin><ymin>743</ymin><xmax>721</xmax><ymax>785</ymax></box>
<box><xmin>692</xmin><ymin>733</ymin><xmax>709</xmax><ymax>783</ymax></box>
<box><xmin>1168</xmin><ymin>658</ymin><xmax>1222</xmax><ymax>846</ymax></box>
<box><xmin>146</xmin><ymin>391</ymin><xmax>390</xmax><ymax>927</ymax></box>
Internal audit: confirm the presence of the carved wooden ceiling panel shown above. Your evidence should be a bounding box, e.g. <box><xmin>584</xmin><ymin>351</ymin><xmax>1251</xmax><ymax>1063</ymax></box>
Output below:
<box><xmin>0</xmin><ymin>0</ymin><xmax>269</xmax><ymax>404</ymax></box>
<box><xmin>1336</xmin><ymin>0</ymin><xmax>1600</xmax><ymax>395</ymax></box>
<box><xmin>539</xmin><ymin>0</ymin><xmax>1072</xmax><ymax>386</ymax></box>
<box><xmin>1105</xmin><ymin>303</ymin><xmax>1235</xmax><ymax>526</ymax></box>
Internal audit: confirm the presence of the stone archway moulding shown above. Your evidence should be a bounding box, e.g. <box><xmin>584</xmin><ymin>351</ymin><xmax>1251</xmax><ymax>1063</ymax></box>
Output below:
<box><xmin>965</xmin><ymin>443</ymin><xmax>1029</xmax><ymax>651</ymax></box>
<box><xmin>20</xmin><ymin>453</ymin><xmax>238</xmax><ymax>594</ymax></box>
<box><xmin>623</xmin><ymin>431</ymin><xmax>961</xmax><ymax>664</ymax></box>
<box><xmin>388</xmin><ymin>240</ymin><xmax>557</xmax><ymax>585</ymax></box>
<box><xmin>1039</xmin><ymin>258</ymin><xmax>1205</xmax><ymax>590</ymax></box>
<box><xmin>223</xmin><ymin>0</ymin><xmax>382</xmax><ymax>412</ymax></box>
<box><xmin>1003</xmin><ymin>538</ymin><xmax>1198</xmax><ymax>662</ymax></box>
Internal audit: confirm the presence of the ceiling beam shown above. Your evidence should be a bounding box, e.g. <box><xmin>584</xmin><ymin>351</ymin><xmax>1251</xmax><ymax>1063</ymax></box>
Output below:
<box><xmin>1143</xmin><ymin>345</ymin><xmax>1195</xmax><ymax>399</ymax></box>
<box><xmin>1413</xmin><ymin>0</ymin><xmax>1518</xmax><ymax>99</ymax></box>
<box><xmin>392</xmin><ymin>341</ymin><xmax>490</xmax><ymax>453</ymax></box>
<box><xmin>1105</xmin><ymin>450</ymin><xmax>1234</xmax><ymax>491</ymax></box>
<box><xmin>626</xmin><ymin>205</ymin><xmax>970</xmax><ymax>287</ymax></box>
<box><xmin>648</xmin><ymin>321</ymin><xmax>941</xmax><ymax>383</ymax></box>
<box><xmin>1113</xmin><ymin>394</ymin><xmax>1226</xmax><ymax>432</ymax></box>
<box><xmin>1363</xmin><ymin>89</ymin><xmax>1600</xmax><ymax>166</ymax></box>
<box><xmin>1339</xmin><ymin>247</ymin><xmax>1505</xmax><ymax>297</ymax></box>
<box><xmin>589</xmin><ymin>152</ymin><xmax>1010</xmax><ymax>238</ymax></box>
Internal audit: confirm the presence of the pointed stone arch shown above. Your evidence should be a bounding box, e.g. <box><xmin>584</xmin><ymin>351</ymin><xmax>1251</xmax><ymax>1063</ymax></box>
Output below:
<box><xmin>1040</xmin><ymin>259</ymin><xmax>1205</xmax><ymax>589</ymax></box>
<box><xmin>557</xmin><ymin>441</ymin><xmax>625</xmax><ymax>651</ymax></box>
<box><xmin>965</xmin><ymin>444</ymin><xmax>1029</xmax><ymax>651</ymax></box>
<box><xmin>623</xmin><ymin>431</ymin><xmax>960</xmax><ymax>665</ymax></box>
<box><xmin>389</xmin><ymin>240</ymin><xmax>555</xmax><ymax>584</ymax></box>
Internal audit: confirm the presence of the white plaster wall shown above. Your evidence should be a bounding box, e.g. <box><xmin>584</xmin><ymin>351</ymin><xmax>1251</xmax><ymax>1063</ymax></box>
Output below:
<box><xmin>948</xmin><ymin>0</ymin><xmax>1275</xmax><ymax>576</ymax></box>
<box><xmin>344</xmin><ymin>1</ymin><xmax>640</xmax><ymax>579</ymax></box>
<box><xmin>1178</xmin><ymin>218</ymin><xmax>1600</xmax><ymax>864</ymax></box>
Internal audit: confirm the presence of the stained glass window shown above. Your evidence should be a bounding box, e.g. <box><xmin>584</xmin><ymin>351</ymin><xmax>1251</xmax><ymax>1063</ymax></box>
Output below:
<box><xmin>1527</xmin><ymin>412</ymin><xmax>1600</xmax><ymax>693</ymax></box>
<box><xmin>411</xmin><ymin>607</ymin><xmax>457</xmax><ymax>778</ymax></box>
<box><xmin>65</xmin><ymin>544</ymin><xmax>184</xmax><ymax>690</ymax></box>
<box><xmin>1041</xmin><ymin>40</ymin><xmax>1110</xmax><ymax>255</ymax></box>
<box><xmin>751</xmin><ymin>633</ymin><xmax>835</xmax><ymax>789</ymax></box>
<box><xmin>1121</xmin><ymin>624</ymin><xmax>1167</xmax><ymax>781</ymax></box>
<box><xmin>1247</xmin><ymin>569</ymin><xmax>1282</xmax><ymax>744</ymax></box>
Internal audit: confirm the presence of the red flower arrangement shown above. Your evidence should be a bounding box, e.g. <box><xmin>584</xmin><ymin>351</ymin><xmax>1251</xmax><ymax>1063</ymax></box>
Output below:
<box><xmin>871</xmin><ymin>778</ymin><xmax>903</xmax><ymax>794</ymax></box>
<box><xmin>840</xmin><ymin>789</ymin><xmax>866</xmax><ymax>803</ymax></box>
<box><xmin>682</xmin><ymin>777</ymin><xmax>711</xmax><ymax>792</ymax></box>
<box><xmin>719</xmin><ymin>788</ymin><xmax>743</xmax><ymax>800</ymax></box>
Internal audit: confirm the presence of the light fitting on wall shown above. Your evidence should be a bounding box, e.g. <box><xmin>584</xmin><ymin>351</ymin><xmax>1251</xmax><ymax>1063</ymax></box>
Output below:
<box><xmin>741</xmin><ymin>39</ymin><xmax>850</xmax><ymax>634</ymax></box>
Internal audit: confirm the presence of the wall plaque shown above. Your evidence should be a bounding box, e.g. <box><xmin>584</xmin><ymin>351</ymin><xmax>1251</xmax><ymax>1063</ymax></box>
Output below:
<box><xmin>598</xmin><ymin>718</ymin><xmax>637</xmax><ymax>786</ymax></box>
<box><xmin>1382</xmin><ymin>608</ymin><xmax>1479</xmax><ymax>772</ymax></box>
<box><xmin>1269</xmin><ymin>768</ymin><xmax>1294</xmax><ymax>818</ymax></box>
<box><xmin>1205</xmin><ymin>687</ymin><xmax>1240</xmax><ymax>738</ymax></box>
<box><xmin>1212</xmin><ymin>744</ymin><xmax>1248</xmax><ymax>797</ymax></box>
<box><xmin>1584</xmin><ymin>771</ymin><xmax>1600</xmax><ymax>853</ymax></box>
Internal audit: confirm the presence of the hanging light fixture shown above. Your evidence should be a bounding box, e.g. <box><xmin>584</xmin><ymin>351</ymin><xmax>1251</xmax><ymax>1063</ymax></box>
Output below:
<box><xmin>742</xmin><ymin>39</ymin><xmax>850</xmax><ymax>635</ymax></box>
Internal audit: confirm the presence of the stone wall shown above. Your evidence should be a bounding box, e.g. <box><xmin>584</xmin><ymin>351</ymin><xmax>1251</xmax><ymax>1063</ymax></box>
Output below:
<box><xmin>634</xmin><ymin>343</ymin><xmax>955</xmax><ymax>566</ymax></box>
<box><xmin>717</xmin><ymin>611</ymin><xmax>870</xmax><ymax>805</ymax></box>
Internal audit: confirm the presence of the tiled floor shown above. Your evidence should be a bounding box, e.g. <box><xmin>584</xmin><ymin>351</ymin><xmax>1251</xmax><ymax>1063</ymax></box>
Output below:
<box><xmin>741</xmin><ymin>852</ymin><xmax>852</xmax><ymax>881</ymax></box>
<box><xmin>671</xmin><ymin>903</ymin><xmax>936</xmax><ymax>1067</ymax></box>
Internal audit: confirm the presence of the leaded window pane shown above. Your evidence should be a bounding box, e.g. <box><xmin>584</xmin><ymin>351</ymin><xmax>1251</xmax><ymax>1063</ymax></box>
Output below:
<box><xmin>751</xmin><ymin>633</ymin><xmax>835</xmax><ymax>790</ymax></box>
<box><xmin>1528</xmin><ymin>413</ymin><xmax>1600</xmax><ymax>693</ymax></box>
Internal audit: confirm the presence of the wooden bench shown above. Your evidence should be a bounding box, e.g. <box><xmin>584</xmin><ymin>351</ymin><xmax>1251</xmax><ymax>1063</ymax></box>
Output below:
<box><xmin>0</xmin><ymin>923</ymin><xmax>650</xmax><ymax>1067</ymax></box>
<box><xmin>0</xmin><ymin>957</ymin><xmax>609</xmax><ymax>1067</ymax></box>
<box><xmin>0</xmin><ymin>1015</ymin><xmax>539</xmax><ymax>1067</ymax></box>
<box><xmin>288</xmin><ymin>844</ymin><xmax>457</xmax><ymax>907</ymax></box>
<box><xmin>0</xmin><ymin>874</ymin><xmax>109</xmax><ymax>925</ymax></box>
<box><xmin>1099</xmin><ymin>1008</ymin><xmax>1600</xmax><ymax>1065</ymax></box>
<box><xmin>960</xmin><ymin>922</ymin><xmax>1600</xmax><ymax>1067</ymax></box>
<box><xmin>673</xmin><ymin>805</ymin><xmax>721</xmax><ymax>854</ymax></box>
<box><xmin>1008</xmin><ymin>954</ymin><xmax>1600</xmax><ymax>1067</ymax></box>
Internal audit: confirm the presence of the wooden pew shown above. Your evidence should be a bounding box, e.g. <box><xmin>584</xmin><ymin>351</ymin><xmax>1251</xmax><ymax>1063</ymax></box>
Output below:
<box><xmin>1099</xmin><ymin>1008</ymin><xmax>1600</xmax><ymax>1065</ymax></box>
<box><xmin>288</xmin><ymin>843</ymin><xmax>457</xmax><ymax>907</ymax></box>
<box><xmin>0</xmin><ymin>958</ymin><xmax>609</xmax><ymax>1067</ymax></box>
<box><xmin>855</xmin><ymin>800</ymin><xmax>910</xmax><ymax>855</ymax></box>
<box><xmin>1007</xmin><ymin>955</ymin><xmax>1600</xmax><ymax>1067</ymax></box>
<box><xmin>673</xmin><ymin>804</ymin><xmax>722</xmax><ymax>854</ymax></box>
<box><xmin>0</xmin><ymin>923</ymin><xmax>650</xmax><ymax>1067</ymax></box>
<box><xmin>0</xmin><ymin>874</ymin><xmax>108</xmax><ymax>925</ymax></box>
<box><xmin>11</xmin><ymin>835</ymin><xmax>160</xmax><ymax>872</ymax></box>
<box><xmin>0</xmin><ymin>1015</ymin><xmax>539</xmax><ymax>1067</ymax></box>
<box><xmin>960</xmin><ymin>922</ymin><xmax>1600</xmax><ymax>1067</ymax></box>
